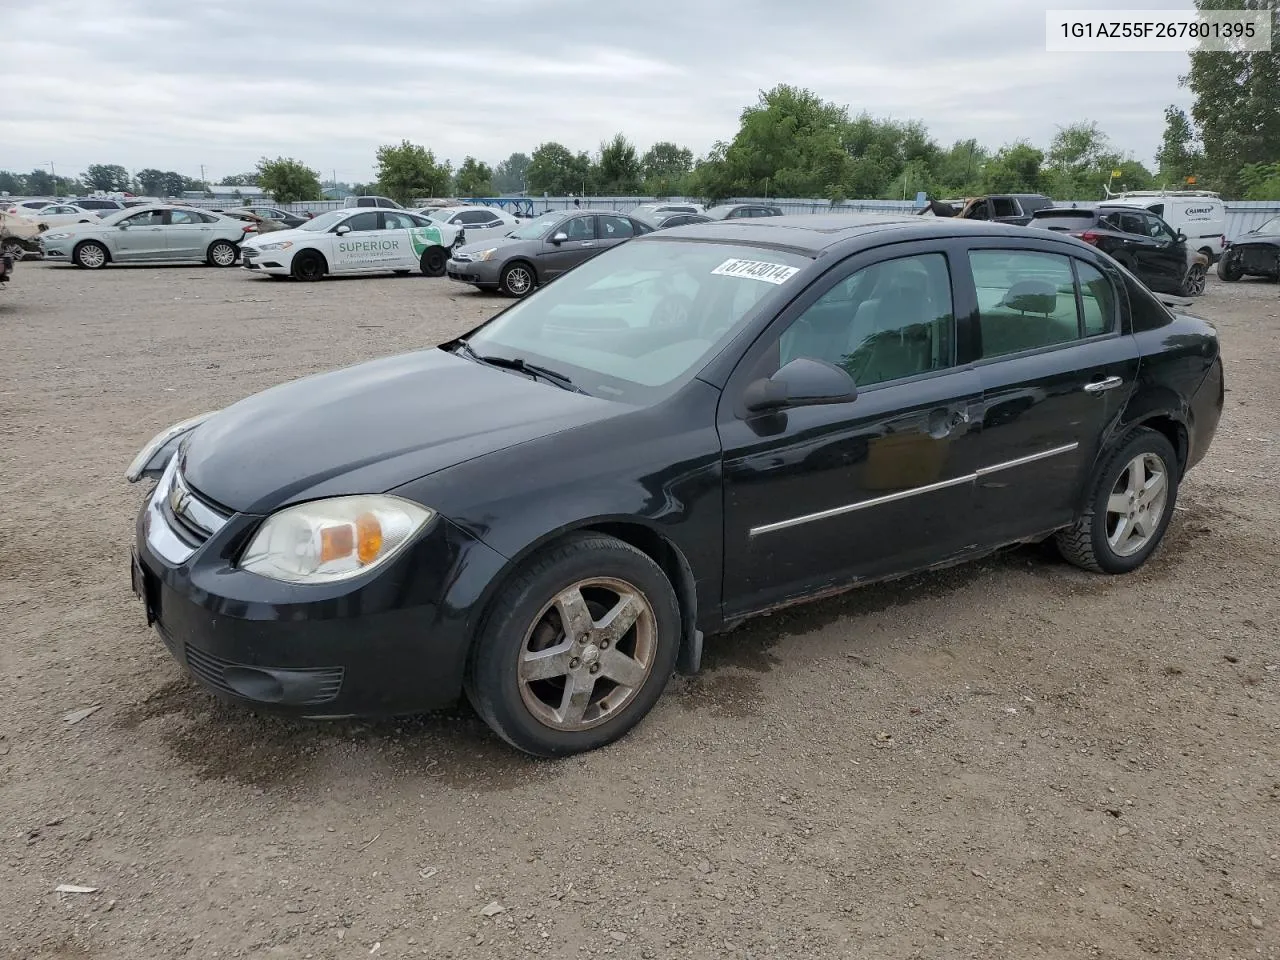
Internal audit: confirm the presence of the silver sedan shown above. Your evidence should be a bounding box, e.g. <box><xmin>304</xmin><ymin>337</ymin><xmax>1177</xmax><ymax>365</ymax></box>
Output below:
<box><xmin>39</xmin><ymin>205</ymin><xmax>252</xmax><ymax>269</ymax></box>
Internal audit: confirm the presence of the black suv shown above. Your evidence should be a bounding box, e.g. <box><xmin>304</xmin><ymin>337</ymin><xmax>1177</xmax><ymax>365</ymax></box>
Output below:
<box><xmin>1028</xmin><ymin>204</ymin><xmax>1206</xmax><ymax>296</ymax></box>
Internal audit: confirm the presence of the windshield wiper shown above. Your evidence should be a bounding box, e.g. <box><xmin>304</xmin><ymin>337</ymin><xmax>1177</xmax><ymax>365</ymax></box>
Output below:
<box><xmin>454</xmin><ymin>341</ymin><xmax>586</xmax><ymax>394</ymax></box>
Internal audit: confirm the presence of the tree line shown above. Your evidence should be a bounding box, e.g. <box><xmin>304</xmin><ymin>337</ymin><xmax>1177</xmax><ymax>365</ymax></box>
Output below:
<box><xmin>4</xmin><ymin>1</ymin><xmax>1276</xmax><ymax>207</ymax></box>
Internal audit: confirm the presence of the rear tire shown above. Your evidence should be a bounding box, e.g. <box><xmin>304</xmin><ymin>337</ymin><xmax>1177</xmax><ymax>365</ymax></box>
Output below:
<box><xmin>73</xmin><ymin>241</ymin><xmax>109</xmax><ymax>269</ymax></box>
<box><xmin>419</xmin><ymin>246</ymin><xmax>447</xmax><ymax>277</ymax></box>
<box><xmin>291</xmin><ymin>249</ymin><xmax>326</xmax><ymax>281</ymax></box>
<box><xmin>1179</xmin><ymin>262</ymin><xmax>1206</xmax><ymax>297</ymax></box>
<box><xmin>207</xmin><ymin>240</ymin><xmax>238</xmax><ymax>267</ymax></box>
<box><xmin>1055</xmin><ymin>428</ymin><xmax>1179</xmax><ymax>575</ymax></box>
<box><xmin>464</xmin><ymin>533</ymin><xmax>681</xmax><ymax>757</ymax></box>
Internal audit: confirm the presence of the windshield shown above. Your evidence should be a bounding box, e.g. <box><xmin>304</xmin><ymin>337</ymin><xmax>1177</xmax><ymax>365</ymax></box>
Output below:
<box><xmin>299</xmin><ymin>211</ymin><xmax>347</xmax><ymax>232</ymax></box>
<box><xmin>462</xmin><ymin>239</ymin><xmax>810</xmax><ymax>404</ymax></box>
<box><xmin>508</xmin><ymin>212</ymin><xmax>562</xmax><ymax>240</ymax></box>
<box><xmin>1253</xmin><ymin>216</ymin><xmax>1280</xmax><ymax>236</ymax></box>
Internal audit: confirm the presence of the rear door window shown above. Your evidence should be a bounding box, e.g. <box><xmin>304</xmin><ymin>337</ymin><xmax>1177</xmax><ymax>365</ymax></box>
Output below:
<box><xmin>969</xmin><ymin>250</ymin><xmax>1083</xmax><ymax>358</ymax></box>
<box><xmin>991</xmin><ymin>198</ymin><xmax>1019</xmax><ymax>218</ymax></box>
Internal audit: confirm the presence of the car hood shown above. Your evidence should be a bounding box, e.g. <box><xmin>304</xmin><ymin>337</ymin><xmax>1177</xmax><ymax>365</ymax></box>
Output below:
<box><xmin>242</xmin><ymin>226</ymin><xmax>314</xmax><ymax>248</ymax></box>
<box><xmin>179</xmin><ymin>347</ymin><xmax>619</xmax><ymax>514</ymax></box>
<box><xmin>1235</xmin><ymin>234</ymin><xmax>1280</xmax><ymax>246</ymax></box>
<box><xmin>455</xmin><ymin>235</ymin><xmax>523</xmax><ymax>257</ymax></box>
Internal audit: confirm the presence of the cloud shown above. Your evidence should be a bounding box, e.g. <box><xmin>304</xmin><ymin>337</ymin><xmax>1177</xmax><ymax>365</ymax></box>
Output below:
<box><xmin>0</xmin><ymin>0</ymin><xmax>1195</xmax><ymax>184</ymax></box>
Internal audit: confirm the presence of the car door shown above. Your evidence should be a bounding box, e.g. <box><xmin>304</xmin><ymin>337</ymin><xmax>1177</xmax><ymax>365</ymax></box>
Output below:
<box><xmin>379</xmin><ymin>210</ymin><xmax>421</xmax><ymax>268</ymax></box>
<box><xmin>718</xmin><ymin>244</ymin><xmax>985</xmax><ymax>619</ymax></box>
<box><xmin>959</xmin><ymin>240</ymin><xmax>1139</xmax><ymax>542</ymax></box>
<box><xmin>1137</xmin><ymin>212</ymin><xmax>1188</xmax><ymax>290</ymax></box>
<box><xmin>164</xmin><ymin>209</ymin><xmax>209</xmax><ymax>259</ymax></box>
<box><xmin>537</xmin><ymin>215</ymin><xmax>597</xmax><ymax>278</ymax></box>
<box><xmin>111</xmin><ymin>209</ymin><xmax>168</xmax><ymax>260</ymax></box>
<box><xmin>329</xmin><ymin>211</ymin><xmax>382</xmax><ymax>272</ymax></box>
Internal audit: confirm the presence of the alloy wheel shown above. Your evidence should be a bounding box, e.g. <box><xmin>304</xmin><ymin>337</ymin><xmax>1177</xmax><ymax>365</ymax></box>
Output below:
<box><xmin>504</xmin><ymin>265</ymin><xmax>532</xmax><ymax>296</ymax></box>
<box><xmin>77</xmin><ymin>243</ymin><xmax>106</xmax><ymax>269</ymax></box>
<box><xmin>1</xmin><ymin>240</ymin><xmax>24</xmax><ymax>261</ymax></box>
<box><xmin>1105</xmin><ymin>453</ymin><xmax>1169</xmax><ymax>557</ymax></box>
<box><xmin>210</xmin><ymin>242</ymin><xmax>237</xmax><ymax>266</ymax></box>
<box><xmin>518</xmin><ymin>577</ymin><xmax>657</xmax><ymax>731</ymax></box>
<box><xmin>1183</xmin><ymin>264</ymin><xmax>1206</xmax><ymax>296</ymax></box>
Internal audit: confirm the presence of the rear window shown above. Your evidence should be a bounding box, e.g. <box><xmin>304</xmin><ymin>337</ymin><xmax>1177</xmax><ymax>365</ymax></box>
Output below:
<box><xmin>1030</xmin><ymin>209</ymin><xmax>1096</xmax><ymax>232</ymax></box>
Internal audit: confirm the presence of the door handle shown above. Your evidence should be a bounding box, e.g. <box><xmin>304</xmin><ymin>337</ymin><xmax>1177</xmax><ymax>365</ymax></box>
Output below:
<box><xmin>1083</xmin><ymin>375</ymin><xmax>1124</xmax><ymax>394</ymax></box>
<box><xmin>579</xmin><ymin>242</ymin><xmax>595</xmax><ymax>247</ymax></box>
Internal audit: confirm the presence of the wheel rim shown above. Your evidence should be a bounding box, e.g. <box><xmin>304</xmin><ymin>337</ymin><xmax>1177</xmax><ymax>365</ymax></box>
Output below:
<box><xmin>1</xmin><ymin>240</ymin><xmax>22</xmax><ymax>261</ymax></box>
<box><xmin>424</xmin><ymin>251</ymin><xmax>445</xmax><ymax>274</ymax></box>
<box><xmin>506</xmin><ymin>266</ymin><xmax>531</xmax><ymax>295</ymax></box>
<box><xmin>1106</xmin><ymin>453</ymin><xmax>1169</xmax><ymax>558</ymax></box>
<box><xmin>298</xmin><ymin>255</ymin><xmax>321</xmax><ymax>279</ymax></box>
<box><xmin>517</xmin><ymin>577</ymin><xmax>657</xmax><ymax>732</ymax></box>
<box><xmin>79</xmin><ymin>244</ymin><xmax>105</xmax><ymax>268</ymax></box>
<box><xmin>1186</xmin><ymin>265</ymin><xmax>1205</xmax><ymax>295</ymax></box>
<box><xmin>211</xmin><ymin>243</ymin><xmax>236</xmax><ymax>266</ymax></box>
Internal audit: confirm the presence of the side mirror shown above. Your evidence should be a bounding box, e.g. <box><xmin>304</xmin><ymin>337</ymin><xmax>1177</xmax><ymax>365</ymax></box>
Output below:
<box><xmin>743</xmin><ymin>357</ymin><xmax>858</xmax><ymax>413</ymax></box>
<box><xmin>335</xmin><ymin>224</ymin><xmax>351</xmax><ymax>235</ymax></box>
<box><xmin>117</xmin><ymin>223</ymin><xmax>129</xmax><ymax>230</ymax></box>
<box><xmin>1175</xmin><ymin>230</ymin><xmax>1187</xmax><ymax>243</ymax></box>
<box><xmin>550</xmin><ymin>231</ymin><xmax>568</xmax><ymax>244</ymax></box>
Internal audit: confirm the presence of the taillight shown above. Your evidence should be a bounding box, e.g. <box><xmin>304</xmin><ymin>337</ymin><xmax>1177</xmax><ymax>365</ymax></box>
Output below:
<box><xmin>242</xmin><ymin>223</ymin><xmax>255</xmax><ymax>233</ymax></box>
<box><xmin>1072</xmin><ymin>231</ymin><xmax>1102</xmax><ymax>246</ymax></box>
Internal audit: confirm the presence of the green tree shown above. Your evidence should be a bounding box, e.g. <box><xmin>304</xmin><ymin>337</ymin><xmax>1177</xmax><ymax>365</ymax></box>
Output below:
<box><xmin>83</xmin><ymin>163</ymin><xmax>130</xmax><ymax>192</ymax></box>
<box><xmin>641</xmin><ymin>141</ymin><xmax>694</xmax><ymax>194</ymax></box>
<box><xmin>1043</xmin><ymin>121</ymin><xmax>1119</xmax><ymax>197</ymax></box>
<box><xmin>718</xmin><ymin>85</ymin><xmax>850</xmax><ymax>197</ymax></box>
<box><xmin>493</xmin><ymin>152</ymin><xmax>531</xmax><ymax>193</ymax></box>
<box><xmin>373</xmin><ymin>140</ymin><xmax>451</xmax><ymax>203</ymax></box>
<box><xmin>1239</xmin><ymin>161</ymin><xmax>1280</xmax><ymax>199</ymax></box>
<box><xmin>255</xmin><ymin>156</ymin><xmax>323</xmax><ymax>204</ymax></box>
<box><xmin>0</xmin><ymin>170</ymin><xmax>25</xmax><ymax>194</ymax></box>
<box><xmin>1185</xmin><ymin>0</ymin><xmax>1280</xmax><ymax>195</ymax></box>
<box><xmin>135</xmin><ymin>168</ymin><xmax>167</xmax><ymax>196</ymax></box>
<box><xmin>982</xmin><ymin>143</ymin><xmax>1045</xmax><ymax>193</ymax></box>
<box><xmin>454</xmin><ymin>157</ymin><xmax>495</xmax><ymax>196</ymax></box>
<box><xmin>221</xmin><ymin>172</ymin><xmax>259</xmax><ymax>187</ymax></box>
<box><xmin>25</xmin><ymin>168</ymin><xmax>58</xmax><ymax>195</ymax></box>
<box><xmin>1156</xmin><ymin>105</ymin><xmax>1205</xmax><ymax>187</ymax></box>
<box><xmin>595</xmin><ymin>133</ymin><xmax>643</xmax><ymax>194</ymax></box>
<box><xmin>527</xmin><ymin>142</ymin><xmax>593</xmax><ymax>195</ymax></box>
<box><xmin>933</xmin><ymin>139</ymin><xmax>989</xmax><ymax>196</ymax></box>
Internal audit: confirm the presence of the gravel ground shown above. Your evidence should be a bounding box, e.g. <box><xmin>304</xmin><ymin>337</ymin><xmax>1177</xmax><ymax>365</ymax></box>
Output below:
<box><xmin>1</xmin><ymin>261</ymin><xmax>1277</xmax><ymax>960</ymax></box>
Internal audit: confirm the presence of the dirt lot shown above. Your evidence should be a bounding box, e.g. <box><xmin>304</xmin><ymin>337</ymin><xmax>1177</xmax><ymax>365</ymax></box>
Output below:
<box><xmin>1</xmin><ymin>261</ymin><xmax>1277</xmax><ymax>960</ymax></box>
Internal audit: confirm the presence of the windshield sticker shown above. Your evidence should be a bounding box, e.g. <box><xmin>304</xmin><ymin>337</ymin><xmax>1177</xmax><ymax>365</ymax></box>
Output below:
<box><xmin>711</xmin><ymin>258</ymin><xmax>800</xmax><ymax>284</ymax></box>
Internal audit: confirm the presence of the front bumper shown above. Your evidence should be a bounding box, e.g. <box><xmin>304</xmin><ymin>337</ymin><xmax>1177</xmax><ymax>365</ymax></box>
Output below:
<box><xmin>132</xmin><ymin>466</ymin><xmax>509</xmax><ymax>717</ymax></box>
<box><xmin>446</xmin><ymin>256</ymin><xmax>501</xmax><ymax>287</ymax></box>
<box><xmin>39</xmin><ymin>240</ymin><xmax>71</xmax><ymax>259</ymax></box>
<box><xmin>240</xmin><ymin>248</ymin><xmax>289</xmax><ymax>274</ymax></box>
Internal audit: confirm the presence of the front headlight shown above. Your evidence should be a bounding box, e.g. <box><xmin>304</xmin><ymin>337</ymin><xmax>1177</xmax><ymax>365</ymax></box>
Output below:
<box><xmin>259</xmin><ymin>240</ymin><xmax>293</xmax><ymax>251</ymax></box>
<box><xmin>240</xmin><ymin>495</ymin><xmax>435</xmax><ymax>584</ymax></box>
<box><xmin>43</xmin><ymin>232</ymin><xmax>71</xmax><ymax>241</ymax></box>
<box><xmin>472</xmin><ymin>247</ymin><xmax>498</xmax><ymax>262</ymax></box>
<box><xmin>125</xmin><ymin>411</ymin><xmax>216</xmax><ymax>482</ymax></box>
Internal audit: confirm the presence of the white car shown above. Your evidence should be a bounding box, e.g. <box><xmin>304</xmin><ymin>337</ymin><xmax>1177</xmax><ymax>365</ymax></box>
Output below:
<box><xmin>240</xmin><ymin>208</ymin><xmax>460</xmax><ymax>281</ymax></box>
<box><xmin>419</xmin><ymin>205</ymin><xmax>521</xmax><ymax>246</ymax></box>
<box><xmin>25</xmin><ymin>203</ymin><xmax>102</xmax><ymax>228</ymax></box>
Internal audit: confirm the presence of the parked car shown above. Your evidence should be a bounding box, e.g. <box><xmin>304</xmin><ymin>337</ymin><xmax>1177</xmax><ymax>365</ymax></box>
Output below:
<box><xmin>343</xmin><ymin>195</ymin><xmax>403</xmax><ymax>209</ymax></box>
<box><xmin>1028</xmin><ymin>204</ymin><xmax>1208</xmax><ymax>296</ymax></box>
<box><xmin>629</xmin><ymin>202</ymin><xmax>705</xmax><ymax>220</ymax></box>
<box><xmin>1216</xmin><ymin>215</ymin><xmax>1280</xmax><ymax>282</ymax></box>
<box><xmin>39</xmin><ymin>205</ymin><xmax>253</xmax><ymax>269</ymax></box>
<box><xmin>704</xmin><ymin>203</ymin><xmax>784</xmax><ymax>219</ymax></box>
<box><xmin>421</xmin><ymin>205</ymin><xmax>521</xmax><ymax>246</ymax></box>
<box><xmin>0</xmin><ymin>210</ymin><xmax>46</xmax><ymax>261</ymax></box>
<box><xmin>220</xmin><ymin>205</ymin><xmax>308</xmax><ymax>229</ymax></box>
<box><xmin>4</xmin><ymin>198</ymin><xmax>57</xmax><ymax>215</ymax></box>
<box><xmin>219</xmin><ymin>209</ymin><xmax>284</xmax><ymax>234</ymax></box>
<box><xmin>649</xmin><ymin>211</ymin><xmax>712</xmax><ymax>229</ymax></box>
<box><xmin>69</xmin><ymin>197</ymin><xmax>127</xmax><ymax>215</ymax></box>
<box><xmin>240</xmin><ymin>208</ymin><xmax>456</xmax><ymax>280</ymax></box>
<box><xmin>1103</xmin><ymin>190</ymin><xmax>1226</xmax><ymax>263</ymax></box>
<box><xmin>919</xmin><ymin>193</ymin><xmax>1054</xmax><ymax>225</ymax></box>
<box><xmin>446</xmin><ymin>209</ymin><xmax>655</xmax><ymax>297</ymax></box>
<box><xmin>126</xmin><ymin>214</ymin><xmax>1222</xmax><ymax>757</ymax></box>
<box><xmin>25</xmin><ymin>203</ymin><xmax>102</xmax><ymax>228</ymax></box>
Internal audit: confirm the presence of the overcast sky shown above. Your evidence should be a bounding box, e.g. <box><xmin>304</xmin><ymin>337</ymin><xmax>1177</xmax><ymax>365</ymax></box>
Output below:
<box><xmin>2</xmin><ymin>0</ymin><xmax>1195</xmax><ymax>185</ymax></box>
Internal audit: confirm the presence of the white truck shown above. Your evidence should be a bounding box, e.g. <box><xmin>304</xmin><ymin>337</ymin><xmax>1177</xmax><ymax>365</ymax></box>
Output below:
<box><xmin>1101</xmin><ymin>190</ymin><xmax>1227</xmax><ymax>263</ymax></box>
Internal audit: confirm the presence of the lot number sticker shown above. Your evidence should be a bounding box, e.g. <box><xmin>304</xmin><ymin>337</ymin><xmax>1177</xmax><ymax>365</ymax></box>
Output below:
<box><xmin>711</xmin><ymin>258</ymin><xmax>800</xmax><ymax>284</ymax></box>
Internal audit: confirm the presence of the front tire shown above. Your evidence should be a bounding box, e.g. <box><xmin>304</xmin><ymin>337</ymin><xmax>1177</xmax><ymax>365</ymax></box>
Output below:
<box><xmin>74</xmin><ymin>241</ymin><xmax>109</xmax><ymax>270</ymax></box>
<box><xmin>465</xmin><ymin>534</ymin><xmax>681</xmax><ymax>757</ymax></box>
<box><xmin>419</xmin><ymin>246</ymin><xmax>447</xmax><ymax>277</ymax></box>
<box><xmin>1216</xmin><ymin>253</ymin><xmax>1243</xmax><ymax>281</ymax></box>
<box><xmin>291</xmin><ymin>249</ymin><xmax>326</xmax><ymax>281</ymax></box>
<box><xmin>500</xmin><ymin>261</ymin><xmax>535</xmax><ymax>298</ymax></box>
<box><xmin>1056</xmin><ymin>428</ymin><xmax>1179</xmax><ymax>574</ymax></box>
<box><xmin>1</xmin><ymin>239</ymin><xmax>25</xmax><ymax>262</ymax></box>
<box><xmin>207</xmin><ymin>240</ymin><xmax>238</xmax><ymax>267</ymax></box>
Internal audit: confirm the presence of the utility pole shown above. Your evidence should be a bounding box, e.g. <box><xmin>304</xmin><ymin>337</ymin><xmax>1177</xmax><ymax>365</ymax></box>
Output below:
<box><xmin>200</xmin><ymin>164</ymin><xmax>206</xmax><ymax>187</ymax></box>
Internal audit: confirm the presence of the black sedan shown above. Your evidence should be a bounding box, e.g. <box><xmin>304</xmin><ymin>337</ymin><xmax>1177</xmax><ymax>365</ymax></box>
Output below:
<box><xmin>128</xmin><ymin>215</ymin><xmax>1223</xmax><ymax>756</ymax></box>
<box><xmin>446</xmin><ymin>209</ymin><xmax>655</xmax><ymax>297</ymax></box>
<box><xmin>1217</xmin><ymin>215</ymin><xmax>1280</xmax><ymax>282</ymax></box>
<box><xmin>1028</xmin><ymin>205</ymin><xmax>1208</xmax><ymax>296</ymax></box>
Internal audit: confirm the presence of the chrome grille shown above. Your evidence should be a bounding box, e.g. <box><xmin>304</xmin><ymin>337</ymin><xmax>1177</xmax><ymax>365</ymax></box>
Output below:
<box><xmin>162</xmin><ymin>468</ymin><xmax>230</xmax><ymax>546</ymax></box>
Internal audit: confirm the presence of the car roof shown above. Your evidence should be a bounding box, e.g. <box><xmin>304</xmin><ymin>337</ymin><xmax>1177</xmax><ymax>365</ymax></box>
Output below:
<box><xmin>645</xmin><ymin>214</ymin><xmax>1086</xmax><ymax>255</ymax></box>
